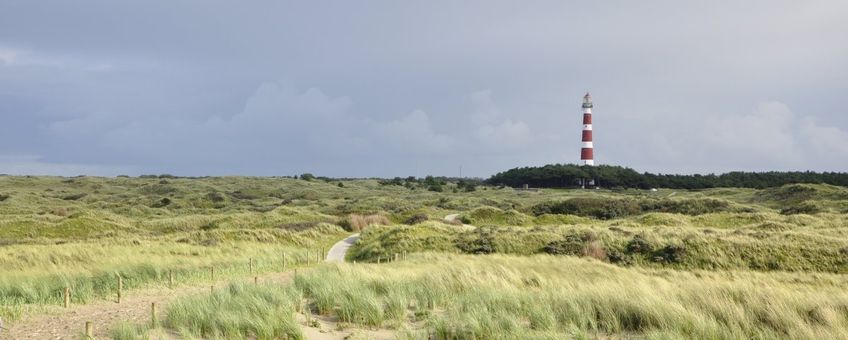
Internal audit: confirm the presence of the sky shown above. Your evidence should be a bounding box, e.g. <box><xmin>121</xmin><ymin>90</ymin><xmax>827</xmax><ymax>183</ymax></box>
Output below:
<box><xmin>1</xmin><ymin>1</ymin><xmax>847</xmax><ymax>178</ymax></box>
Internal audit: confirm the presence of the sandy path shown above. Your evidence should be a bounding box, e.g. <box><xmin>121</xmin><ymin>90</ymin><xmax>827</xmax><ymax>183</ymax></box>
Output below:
<box><xmin>325</xmin><ymin>233</ymin><xmax>359</xmax><ymax>262</ymax></box>
<box><xmin>1</xmin><ymin>272</ymin><xmax>295</xmax><ymax>340</ymax></box>
<box><xmin>444</xmin><ymin>213</ymin><xmax>475</xmax><ymax>230</ymax></box>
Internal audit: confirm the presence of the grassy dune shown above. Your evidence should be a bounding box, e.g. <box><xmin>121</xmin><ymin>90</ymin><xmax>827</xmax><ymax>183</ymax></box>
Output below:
<box><xmin>128</xmin><ymin>254</ymin><xmax>848</xmax><ymax>339</ymax></box>
<box><xmin>2</xmin><ymin>175</ymin><xmax>847</xmax><ymax>339</ymax></box>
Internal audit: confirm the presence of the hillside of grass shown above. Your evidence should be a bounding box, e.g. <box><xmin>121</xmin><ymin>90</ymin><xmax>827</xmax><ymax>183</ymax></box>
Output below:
<box><xmin>116</xmin><ymin>254</ymin><xmax>848</xmax><ymax>339</ymax></box>
<box><xmin>2</xmin><ymin>175</ymin><xmax>847</xmax><ymax>332</ymax></box>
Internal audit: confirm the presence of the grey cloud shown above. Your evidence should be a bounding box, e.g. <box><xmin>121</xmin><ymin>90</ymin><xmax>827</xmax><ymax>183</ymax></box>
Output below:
<box><xmin>1</xmin><ymin>1</ymin><xmax>846</xmax><ymax>176</ymax></box>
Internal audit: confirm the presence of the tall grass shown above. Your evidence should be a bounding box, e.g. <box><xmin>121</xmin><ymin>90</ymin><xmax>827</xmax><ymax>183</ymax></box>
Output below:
<box><xmin>0</xmin><ymin>226</ymin><xmax>345</xmax><ymax>321</ymax></box>
<box><xmin>152</xmin><ymin>254</ymin><xmax>848</xmax><ymax>339</ymax></box>
<box><xmin>166</xmin><ymin>282</ymin><xmax>303</xmax><ymax>339</ymax></box>
<box><xmin>338</xmin><ymin>214</ymin><xmax>391</xmax><ymax>232</ymax></box>
<box><xmin>296</xmin><ymin>254</ymin><xmax>848</xmax><ymax>339</ymax></box>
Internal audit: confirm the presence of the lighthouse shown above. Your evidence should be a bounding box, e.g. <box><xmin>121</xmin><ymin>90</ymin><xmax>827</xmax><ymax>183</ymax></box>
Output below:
<box><xmin>580</xmin><ymin>92</ymin><xmax>595</xmax><ymax>166</ymax></box>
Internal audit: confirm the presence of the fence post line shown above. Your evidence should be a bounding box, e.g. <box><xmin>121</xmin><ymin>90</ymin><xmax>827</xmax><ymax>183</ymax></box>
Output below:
<box><xmin>151</xmin><ymin>302</ymin><xmax>158</xmax><ymax>328</ymax></box>
<box><xmin>64</xmin><ymin>287</ymin><xmax>70</xmax><ymax>308</ymax></box>
<box><xmin>85</xmin><ymin>321</ymin><xmax>93</xmax><ymax>338</ymax></box>
<box><xmin>117</xmin><ymin>275</ymin><xmax>123</xmax><ymax>304</ymax></box>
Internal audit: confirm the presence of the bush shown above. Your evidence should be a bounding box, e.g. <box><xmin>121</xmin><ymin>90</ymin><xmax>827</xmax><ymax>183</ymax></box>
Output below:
<box><xmin>639</xmin><ymin>198</ymin><xmax>731</xmax><ymax>215</ymax></box>
<box><xmin>300</xmin><ymin>173</ymin><xmax>315</xmax><ymax>181</ymax></box>
<box><xmin>0</xmin><ymin>194</ymin><xmax>9</xmax><ymax>202</ymax></box>
<box><xmin>62</xmin><ymin>193</ymin><xmax>88</xmax><ymax>201</ymax></box>
<box><xmin>456</xmin><ymin>228</ymin><xmax>496</xmax><ymax>254</ymax></box>
<box><xmin>404</xmin><ymin>214</ymin><xmax>429</xmax><ymax>225</ymax></box>
<box><xmin>338</xmin><ymin>214</ymin><xmax>391</xmax><ymax>232</ymax></box>
<box><xmin>531</xmin><ymin>197</ymin><xmax>732</xmax><ymax>219</ymax></box>
<box><xmin>205</xmin><ymin>192</ymin><xmax>226</xmax><ymax>202</ymax></box>
<box><xmin>780</xmin><ymin>201</ymin><xmax>821</xmax><ymax>215</ymax></box>
<box><xmin>625</xmin><ymin>235</ymin><xmax>655</xmax><ymax>255</ymax></box>
<box><xmin>151</xmin><ymin>197</ymin><xmax>172</xmax><ymax>208</ymax></box>
<box><xmin>531</xmin><ymin>198</ymin><xmax>641</xmax><ymax>219</ymax></box>
<box><xmin>544</xmin><ymin>232</ymin><xmax>597</xmax><ymax>256</ymax></box>
<box><xmin>653</xmin><ymin>244</ymin><xmax>686</xmax><ymax>264</ymax></box>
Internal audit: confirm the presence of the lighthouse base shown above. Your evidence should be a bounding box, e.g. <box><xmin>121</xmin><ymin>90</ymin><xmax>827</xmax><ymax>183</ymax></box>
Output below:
<box><xmin>581</xmin><ymin>160</ymin><xmax>595</xmax><ymax>166</ymax></box>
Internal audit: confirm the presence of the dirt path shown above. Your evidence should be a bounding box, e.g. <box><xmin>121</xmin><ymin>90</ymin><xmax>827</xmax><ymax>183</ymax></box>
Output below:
<box><xmin>325</xmin><ymin>233</ymin><xmax>359</xmax><ymax>262</ymax></box>
<box><xmin>1</xmin><ymin>272</ymin><xmax>295</xmax><ymax>340</ymax></box>
<box><xmin>445</xmin><ymin>213</ymin><xmax>475</xmax><ymax>230</ymax></box>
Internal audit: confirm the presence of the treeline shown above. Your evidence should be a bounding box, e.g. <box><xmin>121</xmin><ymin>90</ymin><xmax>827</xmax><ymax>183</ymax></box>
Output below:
<box><xmin>486</xmin><ymin>164</ymin><xmax>848</xmax><ymax>189</ymax></box>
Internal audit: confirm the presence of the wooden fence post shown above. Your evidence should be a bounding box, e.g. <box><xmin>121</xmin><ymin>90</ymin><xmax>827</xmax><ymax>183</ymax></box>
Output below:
<box><xmin>85</xmin><ymin>321</ymin><xmax>92</xmax><ymax>338</ymax></box>
<box><xmin>210</xmin><ymin>266</ymin><xmax>215</xmax><ymax>281</ymax></box>
<box><xmin>64</xmin><ymin>287</ymin><xmax>70</xmax><ymax>308</ymax></box>
<box><xmin>254</xmin><ymin>276</ymin><xmax>258</xmax><ymax>285</ymax></box>
<box><xmin>306</xmin><ymin>250</ymin><xmax>310</xmax><ymax>265</ymax></box>
<box><xmin>283</xmin><ymin>253</ymin><xmax>287</xmax><ymax>269</ymax></box>
<box><xmin>151</xmin><ymin>302</ymin><xmax>158</xmax><ymax>328</ymax></box>
<box><xmin>117</xmin><ymin>275</ymin><xmax>123</xmax><ymax>304</ymax></box>
<box><xmin>169</xmin><ymin>270</ymin><xmax>174</xmax><ymax>289</ymax></box>
<box><xmin>395</xmin><ymin>253</ymin><xmax>399</xmax><ymax>262</ymax></box>
<box><xmin>249</xmin><ymin>258</ymin><xmax>254</xmax><ymax>274</ymax></box>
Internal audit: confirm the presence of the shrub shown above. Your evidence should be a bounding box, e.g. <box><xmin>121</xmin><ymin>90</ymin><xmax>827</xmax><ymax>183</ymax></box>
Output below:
<box><xmin>780</xmin><ymin>201</ymin><xmax>821</xmax><ymax>215</ymax></box>
<box><xmin>405</xmin><ymin>214</ymin><xmax>429</xmax><ymax>225</ymax></box>
<box><xmin>653</xmin><ymin>244</ymin><xmax>686</xmax><ymax>264</ymax></box>
<box><xmin>62</xmin><ymin>193</ymin><xmax>87</xmax><ymax>201</ymax></box>
<box><xmin>0</xmin><ymin>194</ymin><xmax>9</xmax><ymax>201</ymax></box>
<box><xmin>456</xmin><ymin>228</ymin><xmax>496</xmax><ymax>254</ymax></box>
<box><xmin>151</xmin><ymin>198</ymin><xmax>172</xmax><ymax>208</ymax></box>
<box><xmin>625</xmin><ymin>235</ymin><xmax>655</xmax><ymax>255</ymax></box>
<box><xmin>205</xmin><ymin>192</ymin><xmax>226</xmax><ymax>202</ymax></box>
<box><xmin>338</xmin><ymin>214</ymin><xmax>391</xmax><ymax>232</ymax></box>
<box><xmin>544</xmin><ymin>232</ymin><xmax>597</xmax><ymax>256</ymax></box>
<box><xmin>638</xmin><ymin>198</ymin><xmax>731</xmax><ymax>215</ymax></box>
<box><xmin>531</xmin><ymin>198</ymin><xmax>641</xmax><ymax>219</ymax></box>
<box><xmin>300</xmin><ymin>173</ymin><xmax>315</xmax><ymax>181</ymax></box>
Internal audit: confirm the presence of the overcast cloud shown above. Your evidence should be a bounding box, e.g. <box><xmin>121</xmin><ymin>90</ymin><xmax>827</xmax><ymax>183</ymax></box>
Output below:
<box><xmin>1</xmin><ymin>1</ymin><xmax>846</xmax><ymax>177</ymax></box>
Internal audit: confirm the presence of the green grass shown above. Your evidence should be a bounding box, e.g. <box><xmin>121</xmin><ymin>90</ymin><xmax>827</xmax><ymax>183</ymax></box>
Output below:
<box><xmin>351</xmin><ymin>213</ymin><xmax>848</xmax><ymax>273</ymax></box>
<box><xmin>166</xmin><ymin>282</ymin><xmax>303</xmax><ymax>339</ymax></box>
<box><xmin>1</xmin><ymin>175</ymin><xmax>847</xmax><ymax>338</ymax></box>
<box><xmin>151</xmin><ymin>254</ymin><xmax>848</xmax><ymax>339</ymax></box>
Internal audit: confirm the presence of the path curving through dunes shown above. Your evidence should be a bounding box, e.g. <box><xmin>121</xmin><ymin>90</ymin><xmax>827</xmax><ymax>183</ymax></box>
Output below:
<box><xmin>325</xmin><ymin>233</ymin><xmax>360</xmax><ymax>262</ymax></box>
<box><xmin>444</xmin><ymin>213</ymin><xmax>476</xmax><ymax>230</ymax></box>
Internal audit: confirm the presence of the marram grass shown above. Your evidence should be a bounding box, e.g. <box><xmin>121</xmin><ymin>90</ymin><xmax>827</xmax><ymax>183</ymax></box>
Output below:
<box><xmin>151</xmin><ymin>254</ymin><xmax>848</xmax><ymax>339</ymax></box>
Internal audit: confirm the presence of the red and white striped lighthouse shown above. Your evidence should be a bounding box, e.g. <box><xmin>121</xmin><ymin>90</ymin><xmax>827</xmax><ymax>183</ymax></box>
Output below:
<box><xmin>580</xmin><ymin>92</ymin><xmax>595</xmax><ymax>166</ymax></box>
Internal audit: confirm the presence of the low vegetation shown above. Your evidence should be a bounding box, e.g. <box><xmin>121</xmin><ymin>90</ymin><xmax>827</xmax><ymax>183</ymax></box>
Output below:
<box><xmin>1</xmin><ymin>174</ymin><xmax>846</xmax><ymax>339</ymax></box>
<box><xmin>127</xmin><ymin>254</ymin><xmax>848</xmax><ymax>339</ymax></box>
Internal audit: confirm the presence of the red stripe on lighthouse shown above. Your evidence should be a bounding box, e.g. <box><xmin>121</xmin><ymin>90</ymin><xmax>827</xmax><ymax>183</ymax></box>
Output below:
<box><xmin>579</xmin><ymin>92</ymin><xmax>594</xmax><ymax>166</ymax></box>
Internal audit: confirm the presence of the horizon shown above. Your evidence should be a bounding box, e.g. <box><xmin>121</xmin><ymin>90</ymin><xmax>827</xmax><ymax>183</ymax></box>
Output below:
<box><xmin>2</xmin><ymin>1</ymin><xmax>847</xmax><ymax>177</ymax></box>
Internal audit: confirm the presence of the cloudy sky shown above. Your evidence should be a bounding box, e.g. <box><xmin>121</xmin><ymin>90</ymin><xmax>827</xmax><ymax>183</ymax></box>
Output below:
<box><xmin>1</xmin><ymin>1</ymin><xmax>846</xmax><ymax>177</ymax></box>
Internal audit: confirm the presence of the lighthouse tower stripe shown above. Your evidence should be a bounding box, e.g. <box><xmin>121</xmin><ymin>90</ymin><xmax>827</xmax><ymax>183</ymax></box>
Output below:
<box><xmin>579</xmin><ymin>92</ymin><xmax>594</xmax><ymax>166</ymax></box>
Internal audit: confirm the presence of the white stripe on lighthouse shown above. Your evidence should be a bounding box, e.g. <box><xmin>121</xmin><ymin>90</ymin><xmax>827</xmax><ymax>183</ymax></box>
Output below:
<box><xmin>583</xmin><ymin>124</ymin><xmax>592</xmax><ymax>131</ymax></box>
<box><xmin>582</xmin><ymin>142</ymin><xmax>593</xmax><ymax>148</ymax></box>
